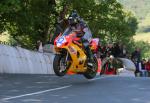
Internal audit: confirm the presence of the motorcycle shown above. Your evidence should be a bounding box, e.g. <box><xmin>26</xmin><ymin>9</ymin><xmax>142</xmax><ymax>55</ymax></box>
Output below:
<box><xmin>53</xmin><ymin>28</ymin><xmax>99</xmax><ymax>79</ymax></box>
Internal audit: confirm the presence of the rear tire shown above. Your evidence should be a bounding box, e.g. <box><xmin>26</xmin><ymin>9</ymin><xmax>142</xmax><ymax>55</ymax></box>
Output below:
<box><xmin>83</xmin><ymin>56</ymin><xmax>98</xmax><ymax>79</ymax></box>
<box><xmin>53</xmin><ymin>54</ymin><xmax>68</xmax><ymax>76</ymax></box>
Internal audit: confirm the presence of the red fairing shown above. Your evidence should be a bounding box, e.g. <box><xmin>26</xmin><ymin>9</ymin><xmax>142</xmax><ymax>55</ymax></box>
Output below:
<box><xmin>54</xmin><ymin>32</ymin><xmax>77</xmax><ymax>48</ymax></box>
<box><xmin>54</xmin><ymin>33</ymin><xmax>62</xmax><ymax>45</ymax></box>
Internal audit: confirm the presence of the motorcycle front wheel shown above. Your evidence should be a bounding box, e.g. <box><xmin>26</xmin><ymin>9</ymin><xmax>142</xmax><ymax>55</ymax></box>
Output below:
<box><xmin>53</xmin><ymin>54</ymin><xmax>69</xmax><ymax>76</ymax></box>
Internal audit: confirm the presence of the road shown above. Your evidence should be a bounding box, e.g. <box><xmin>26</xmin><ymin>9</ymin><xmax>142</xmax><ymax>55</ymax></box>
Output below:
<box><xmin>0</xmin><ymin>74</ymin><xmax>150</xmax><ymax>103</ymax></box>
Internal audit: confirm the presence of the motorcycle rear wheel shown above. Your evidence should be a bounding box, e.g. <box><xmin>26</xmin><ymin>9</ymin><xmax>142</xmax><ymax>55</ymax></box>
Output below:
<box><xmin>83</xmin><ymin>56</ymin><xmax>98</xmax><ymax>79</ymax></box>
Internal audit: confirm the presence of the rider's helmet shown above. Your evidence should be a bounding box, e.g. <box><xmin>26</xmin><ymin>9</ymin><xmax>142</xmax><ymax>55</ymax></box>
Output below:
<box><xmin>68</xmin><ymin>10</ymin><xmax>80</xmax><ymax>26</ymax></box>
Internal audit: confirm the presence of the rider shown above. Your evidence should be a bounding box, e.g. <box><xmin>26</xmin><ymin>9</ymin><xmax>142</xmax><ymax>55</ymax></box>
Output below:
<box><xmin>68</xmin><ymin>10</ymin><xmax>94</xmax><ymax>67</ymax></box>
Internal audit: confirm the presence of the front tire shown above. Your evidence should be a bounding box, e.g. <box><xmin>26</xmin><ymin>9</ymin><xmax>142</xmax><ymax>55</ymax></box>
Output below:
<box><xmin>83</xmin><ymin>56</ymin><xmax>98</xmax><ymax>79</ymax></box>
<box><xmin>53</xmin><ymin>54</ymin><xmax>68</xmax><ymax>76</ymax></box>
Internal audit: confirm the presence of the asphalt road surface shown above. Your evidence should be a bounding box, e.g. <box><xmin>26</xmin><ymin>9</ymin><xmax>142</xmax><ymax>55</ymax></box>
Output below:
<box><xmin>0</xmin><ymin>74</ymin><xmax>150</xmax><ymax>103</ymax></box>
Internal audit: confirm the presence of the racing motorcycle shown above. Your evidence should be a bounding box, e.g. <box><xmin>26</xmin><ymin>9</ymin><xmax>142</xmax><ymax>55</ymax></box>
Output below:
<box><xmin>53</xmin><ymin>29</ymin><xmax>98</xmax><ymax>79</ymax></box>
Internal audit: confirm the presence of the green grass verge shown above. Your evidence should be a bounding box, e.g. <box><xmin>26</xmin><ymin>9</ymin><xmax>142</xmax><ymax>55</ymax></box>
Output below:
<box><xmin>134</xmin><ymin>32</ymin><xmax>150</xmax><ymax>43</ymax></box>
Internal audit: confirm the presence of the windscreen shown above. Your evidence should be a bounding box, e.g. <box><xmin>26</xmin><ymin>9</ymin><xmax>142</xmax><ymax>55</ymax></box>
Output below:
<box><xmin>62</xmin><ymin>27</ymin><xmax>73</xmax><ymax>36</ymax></box>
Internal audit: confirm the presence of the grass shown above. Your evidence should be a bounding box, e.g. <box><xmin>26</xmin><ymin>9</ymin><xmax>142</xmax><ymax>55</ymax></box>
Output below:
<box><xmin>139</xmin><ymin>13</ymin><xmax>150</xmax><ymax>27</ymax></box>
<box><xmin>133</xmin><ymin>32</ymin><xmax>150</xmax><ymax>43</ymax></box>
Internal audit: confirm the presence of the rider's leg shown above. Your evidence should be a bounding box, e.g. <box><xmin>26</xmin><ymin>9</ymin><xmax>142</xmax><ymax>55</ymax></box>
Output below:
<box><xmin>81</xmin><ymin>38</ymin><xmax>94</xmax><ymax>67</ymax></box>
<box><xmin>85</xmin><ymin>46</ymin><xmax>94</xmax><ymax>66</ymax></box>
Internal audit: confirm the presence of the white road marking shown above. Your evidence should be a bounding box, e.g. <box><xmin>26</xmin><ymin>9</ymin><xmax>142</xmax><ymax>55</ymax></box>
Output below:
<box><xmin>2</xmin><ymin>75</ymin><xmax>115</xmax><ymax>101</ymax></box>
<box><xmin>2</xmin><ymin>85</ymin><xmax>72</xmax><ymax>101</ymax></box>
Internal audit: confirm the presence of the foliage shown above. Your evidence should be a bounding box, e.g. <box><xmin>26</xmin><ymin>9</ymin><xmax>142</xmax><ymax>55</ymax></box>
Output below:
<box><xmin>118</xmin><ymin>0</ymin><xmax>150</xmax><ymax>33</ymax></box>
<box><xmin>0</xmin><ymin>0</ymin><xmax>138</xmax><ymax>49</ymax></box>
<box><xmin>59</xmin><ymin>0</ymin><xmax>138</xmax><ymax>43</ymax></box>
<box><xmin>118</xmin><ymin>0</ymin><xmax>150</xmax><ymax>20</ymax></box>
<box><xmin>118</xmin><ymin>0</ymin><xmax>150</xmax><ymax>57</ymax></box>
<box><xmin>0</xmin><ymin>0</ymin><xmax>56</xmax><ymax>49</ymax></box>
<box><xmin>134</xmin><ymin>41</ymin><xmax>150</xmax><ymax>59</ymax></box>
<box><xmin>138</xmin><ymin>13</ymin><xmax>150</xmax><ymax>33</ymax></box>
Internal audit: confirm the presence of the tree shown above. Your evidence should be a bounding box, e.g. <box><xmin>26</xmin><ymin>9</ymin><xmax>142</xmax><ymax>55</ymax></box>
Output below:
<box><xmin>0</xmin><ymin>0</ymin><xmax>138</xmax><ymax>49</ymax></box>
<box><xmin>66</xmin><ymin>0</ymin><xmax>138</xmax><ymax>43</ymax></box>
<box><xmin>0</xmin><ymin>0</ymin><xmax>57</xmax><ymax>49</ymax></box>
